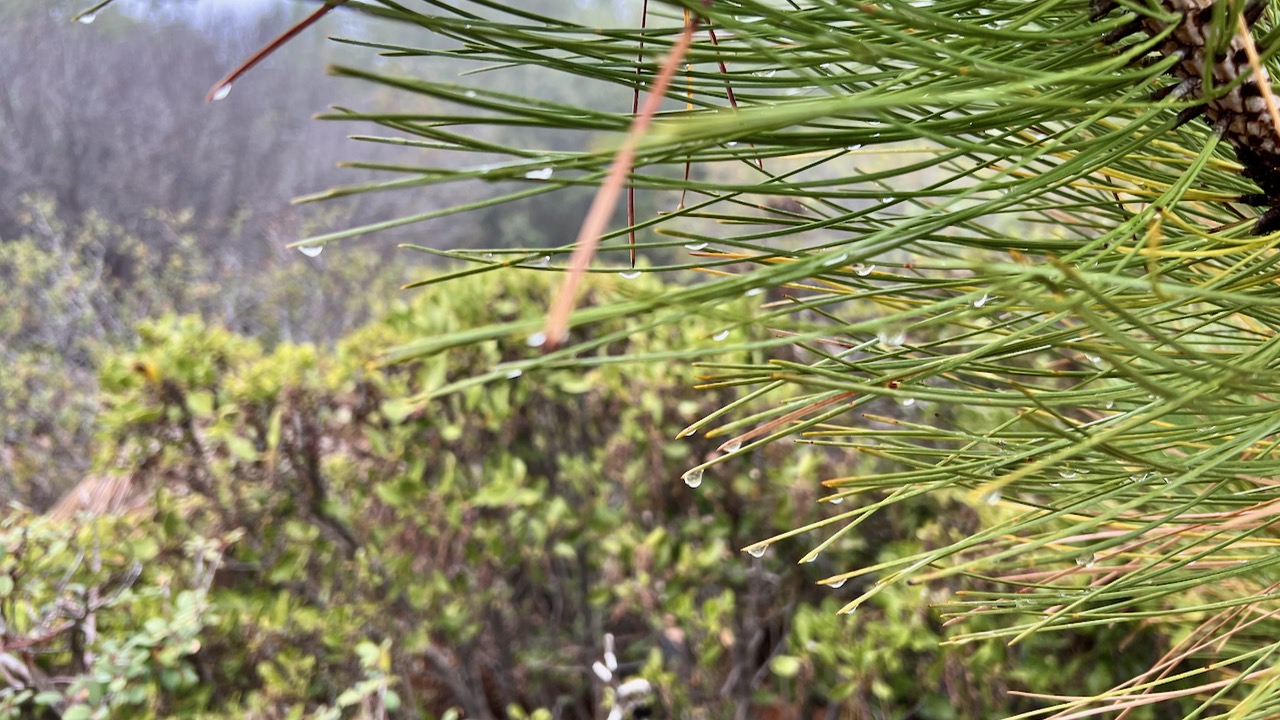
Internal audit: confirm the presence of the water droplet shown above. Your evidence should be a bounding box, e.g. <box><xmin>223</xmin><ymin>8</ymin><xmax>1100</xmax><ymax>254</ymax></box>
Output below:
<box><xmin>684</xmin><ymin>242</ymin><xmax>708</xmax><ymax>251</ymax></box>
<box><xmin>756</xmin><ymin>69</ymin><xmax>776</xmax><ymax>78</ymax></box>
<box><xmin>77</xmin><ymin>11</ymin><xmax>97</xmax><ymax>24</ymax></box>
<box><xmin>1058</xmin><ymin>468</ymin><xmax>1077</xmax><ymax>479</ymax></box>
<box><xmin>505</xmin><ymin>369</ymin><xmax>523</xmax><ymax>379</ymax></box>
<box><xmin>900</xmin><ymin>397</ymin><xmax>916</xmax><ymax>407</ymax></box>
<box><xmin>682</xmin><ymin>467</ymin><xmax>704</xmax><ymax>488</ymax></box>
<box><xmin>974</xmin><ymin>293</ymin><xmax>990</xmax><ymax>308</ymax></box>
<box><xmin>1087</xmin><ymin>355</ymin><xmax>1102</xmax><ymax>364</ymax></box>
<box><xmin>527</xmin><ymin>332</ymin><xmax>548</xmax><ymax>348</ymax></box>
<box><xmin>984</xmin><ymin>491</ymin><xmax>1001</xmax><ymax>506</ymax></box>
<box><xmin>877</xmin><ymin>328</ymin><xmax>906</xmax><ymax>349</ymax></box>
<box><xmin>619</xmin><ymin>270</ymin><xmax>641</xmax><ymax>279</ymax></box>
<box><xmin>1105</xmin><ymin>401</ymin><xmax>1115</xmax><ymax>409</ymax></box>
<box><xmin>484</xmin><ymin>252</ymin><xmax>494</xmax><ymax>260</ymax></box>
<box><xmin>746</xmin><ymin>545</ymin><xmax>767</xmax><ymax>558</ymax></box>
<box><xmin>829</xmin><ymin>577</ymin><xmax>847</xmax><ymax>588</ymax></box>
<box><xmin>713</xmin><ymin>330</ymin><xmax>730</xmax><ymax>342</ymax></box>
<box><xmin>829</xmin><ymin>496</ymin><xmax>844</xmax><ymax>505</ymax></box>
<box><xmin>726</xmin><ymin>141</ymin><xmax>739</xmax><ymax>147</ymax></box>
<box><xmin>298</xmin><ymin>244</ymin><xmax>323</xmax><ymax>258</ymax></box>
<box><xmin>1075</xmin><ymin>553</ymin><xmax>1096</xmax><ymax>568</ymax></box>
<box><xmin>846</xmin><ymin>144</ymin><xmax>863</xmax><ymax>151</ymax></box>
<box><xmin>524</xmin><ymin>167</ymin><xmax>554</xmax><ymax>180</ymax></box>
<box><xmin>464</xmin><ymin>90</ymin><xmax>477</xmax><ymax>98</ymax></box>
<box><xmin>722</xmin><ymin>441</ymin><xmax>742</xmax><ymax>453</ymax></box>
<box><xmin>532</xmin><ymin>255</ymin><xmax>550</xmax><ymax>268</ymax></box>
<box><xmin>746</xmin><ymin>288</ymin><xmax>764</xmax><ymax>296</ymax></box>
<box><xmin>800</xmin><ymin>555</ymin><xmax>816</xmax><ymax>564</ymax></box>
<box><xmin>823</xmin><ymin>252</ymin><xmax>850</xmax><ymax>267</ymax></box>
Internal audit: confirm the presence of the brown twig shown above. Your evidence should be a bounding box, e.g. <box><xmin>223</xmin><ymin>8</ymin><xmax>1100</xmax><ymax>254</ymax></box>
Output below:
<box><xmin>711</xmin><ymin>391</ymin><xmax>857</xmax><ymax>452</ymax></box>
<box><xmin>205</xmin><ymin>0</ymin><xmax>349</xmax><ymax>104</ymax></box>
<box><xmin>626</xmin><ymin>0</ymin><xmax>652</xmax><ymax>266</ymax></box>
<box><xmin>542</xmin><ymin>19</ymin><xmax>698</xmax><ymax>348</ymax></box>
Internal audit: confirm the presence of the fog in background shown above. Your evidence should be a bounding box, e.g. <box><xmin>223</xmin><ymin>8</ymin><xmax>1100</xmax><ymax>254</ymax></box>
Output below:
<box><xmin>0</xmin><ymin>0</ymin><xmax>630</xmax><ymax>503</ymax></box>
<box><xmin>2</xmin><ymin>0</ymin><xmax>646</xmax><ymax>328</ymax></box>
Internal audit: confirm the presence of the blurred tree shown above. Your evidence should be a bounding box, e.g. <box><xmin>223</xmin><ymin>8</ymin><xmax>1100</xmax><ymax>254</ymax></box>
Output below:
<box><xmin>0</xmin><ymin>4</ymin><xmax>362</xmax><ymax>256</ymax></box>
<box><xmin>0</xmin><ymin>0</ymin><xmax>641</xmax><ymax>502</ymax></box>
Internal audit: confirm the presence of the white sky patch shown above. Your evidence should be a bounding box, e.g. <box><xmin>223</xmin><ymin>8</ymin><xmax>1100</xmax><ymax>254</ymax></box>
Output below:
<box><xmin>116</xmin><ymin>0</ymin><xmax>278</xmax><ymax>28</ymax></box>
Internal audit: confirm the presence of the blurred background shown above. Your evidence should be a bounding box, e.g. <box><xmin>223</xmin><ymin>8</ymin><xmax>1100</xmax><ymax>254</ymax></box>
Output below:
<box><xmin>1</xmin><ymin>0</ymin><xmax>630</xmax><ymax>504</ymax></box>
<box><xmin>0</xmin><ymin>3</ymin><xmax>1173</xmax><ymax>718</ymax></box>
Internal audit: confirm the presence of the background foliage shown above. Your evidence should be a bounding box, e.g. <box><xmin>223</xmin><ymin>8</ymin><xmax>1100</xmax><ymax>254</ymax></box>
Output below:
<box><xmin>1</xmin><ymin>273</ymin><xmax>1172</xmax><ymax>719</ymax></box>
<box><xmin>0</xmin><ymin>0</ymin><xmax>646</xmax><ymax>506</ymax></box>
<box><xmin>13</xmin><ymin>0</ymin><xmax>1280</xmax><ymax>716</ymax></box>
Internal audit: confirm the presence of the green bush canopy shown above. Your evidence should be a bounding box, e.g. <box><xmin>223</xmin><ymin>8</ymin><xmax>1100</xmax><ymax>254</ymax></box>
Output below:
<box><xmin>1</xmin><ymin>274</ymin><xmax>1167</xmax><ymax>718</ymax></box>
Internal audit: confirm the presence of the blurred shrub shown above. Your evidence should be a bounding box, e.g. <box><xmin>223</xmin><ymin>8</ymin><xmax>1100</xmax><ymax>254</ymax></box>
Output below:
<box><xmin>0</xmin><ymin>195</ymin><xmax>410</xmax><ymax>506</ymax></box>
<box><xmin>1</xmin><ymin>272</ymin><xmax>1175</xmax><ymax>719</ymax></box>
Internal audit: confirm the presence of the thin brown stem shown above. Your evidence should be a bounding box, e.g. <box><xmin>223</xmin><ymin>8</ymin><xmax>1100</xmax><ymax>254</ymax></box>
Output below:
<box><xmin>542</xmin><ymin>19</ymin><xmax>698</xmax><ymax>348</ymax></box>
<box><xmin>205</xmin><ymin>1</ymin><xmax>348</xmax><ymax>104</ymax></box>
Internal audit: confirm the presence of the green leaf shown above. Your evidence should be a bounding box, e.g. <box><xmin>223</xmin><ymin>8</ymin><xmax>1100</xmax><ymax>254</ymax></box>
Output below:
<box><xmin>32</xmin><ymin>691</ymin><xmax>64</xmax><ymax>707</ymax></box>
<box><xmin>185</xmin><ymin>390</ymin><xmax>214</xmax><ymax>417</ymax></box>
<box><xmin>472</xmin><ymin>484</ymin><xmax>541</xmax><ymax>508</ymax></box>
<box><xmin>224</xmin><ymin>435</ymin><xmax>259</xmax><ymax>462</ymax></box>
<box><xmin>336</xmin><ymin>688</ymin><xmax>364</xmax><ymax>708</ymax></box>
<box><xmin>355</xmin><ymin>641</ymin><xmax>381</xmax><ymax>668</ymax></box>
<box><xmin>770</xmin><ymin>655</ymin><xmax>802</xmax><ymax>678</ymax></box>
<box><xmin>380</xmin><ymin>398</ymin><xmax>416</xmax><ymax>424</ymax></box>
<box><xmin>61</xmin><ymin>706</ymin><xmax>92</xmax><ymax>720</ymax></box>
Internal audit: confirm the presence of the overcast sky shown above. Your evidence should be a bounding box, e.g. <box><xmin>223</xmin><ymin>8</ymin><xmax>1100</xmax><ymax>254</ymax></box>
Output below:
<box><xmin>119</xmin><ymin>0</ymin><xmax>277</xmax><ymax>27</ymax></box>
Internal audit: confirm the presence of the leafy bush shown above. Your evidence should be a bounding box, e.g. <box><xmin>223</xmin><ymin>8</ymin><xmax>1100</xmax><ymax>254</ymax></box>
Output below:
<box><xmin>0</xmin><ymin>195</ymin><xmax>410</xmax><ymax>507</ymax></box>
<box><xmin>2</xmin><ymin>272</ymin><xmax>1177</xmax><ymax>718</ymax></box>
